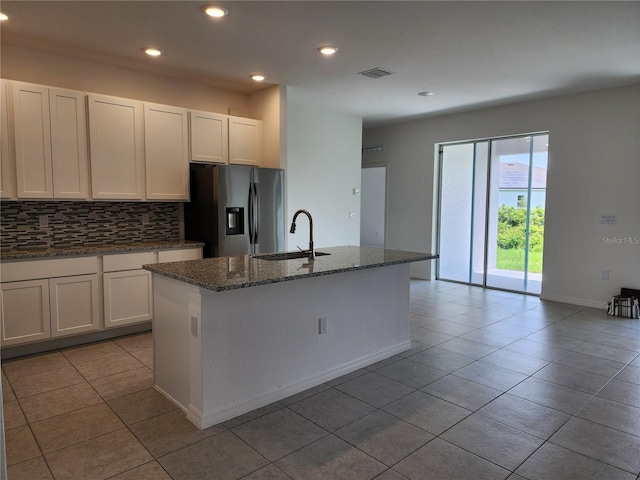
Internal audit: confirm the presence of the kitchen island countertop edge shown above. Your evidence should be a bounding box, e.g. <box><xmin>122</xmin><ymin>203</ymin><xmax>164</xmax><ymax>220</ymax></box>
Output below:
<box><xmin>143</xmin><ymin>245</ymin><xmax>437</xmax><ymax>292</ymax></box>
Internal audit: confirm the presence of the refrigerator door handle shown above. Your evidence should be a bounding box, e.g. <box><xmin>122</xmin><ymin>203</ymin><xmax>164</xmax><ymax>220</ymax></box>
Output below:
<box><xmin>248</xmin><ymin>182</ymin><xmax>255</xmax><ymax>246</ymax></box>
<box><xmin>252</xmin><ymin>182</ymin><xmax>259</xmax><ymax>245</ymax></box>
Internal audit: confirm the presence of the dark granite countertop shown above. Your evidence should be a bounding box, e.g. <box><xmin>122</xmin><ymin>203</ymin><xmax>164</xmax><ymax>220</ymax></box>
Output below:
<box><xmin>0</xmin><ymin>240</ymin><xmax>205</xmax><ymax>261</ymax></box>
<box><xmin>143</xmin><ymin>246</ymin><xmax>437</xmax><ymax>292</ymax></box>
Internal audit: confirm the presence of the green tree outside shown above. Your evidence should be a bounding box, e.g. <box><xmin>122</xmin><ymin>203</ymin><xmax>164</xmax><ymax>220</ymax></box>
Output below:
<box><xmin>496</xmin><ymin>205</ymin><xmax>544</xmax><ymax>273</ymax></box>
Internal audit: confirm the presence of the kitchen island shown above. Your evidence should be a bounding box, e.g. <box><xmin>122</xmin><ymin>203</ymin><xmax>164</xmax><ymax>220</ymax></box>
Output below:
<box><xmin>144</xmin><ymin>246</ymin><xmax>435</xmax><ymax>429</ymax></box>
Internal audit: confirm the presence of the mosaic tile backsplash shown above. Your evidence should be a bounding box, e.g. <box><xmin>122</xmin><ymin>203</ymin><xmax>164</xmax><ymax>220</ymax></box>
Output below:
<box><xmin>0</xmin><ymin>201</ymin><xmax>180</xmax><ymax>251</ymax></box>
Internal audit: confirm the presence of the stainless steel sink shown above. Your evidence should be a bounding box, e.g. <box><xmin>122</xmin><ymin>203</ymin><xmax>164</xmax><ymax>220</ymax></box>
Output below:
<box><xmin>253</xmin><ymin>251</ymin><xmax>331</xmax><ymax>261</ymax></box>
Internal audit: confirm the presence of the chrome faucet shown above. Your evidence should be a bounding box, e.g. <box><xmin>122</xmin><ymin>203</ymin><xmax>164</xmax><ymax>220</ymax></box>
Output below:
<box><xmin>289</xmin><ymin>209</ymin><xmax>314</xmax><ymax>258</ymax></box>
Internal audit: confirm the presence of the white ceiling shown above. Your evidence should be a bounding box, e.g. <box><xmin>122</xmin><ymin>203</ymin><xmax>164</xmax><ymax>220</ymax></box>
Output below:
<box><xmin>1</xmin><ymin>1</ymin><xmax>639</xmax><ymax>128</ymax></box>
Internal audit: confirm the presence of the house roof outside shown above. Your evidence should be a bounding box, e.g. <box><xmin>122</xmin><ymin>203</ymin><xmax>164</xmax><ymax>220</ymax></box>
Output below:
<box><xmin>500</xmin><ymin>162</ymin><xmax>547</xmax><ymax>189</ymax></box>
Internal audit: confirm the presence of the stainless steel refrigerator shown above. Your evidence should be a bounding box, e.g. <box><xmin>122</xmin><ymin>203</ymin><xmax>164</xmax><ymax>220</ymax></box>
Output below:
<box><xmin>185</xmin><ymin>164</ymin><xmax>285</xmax><ymax>257</ymax></box>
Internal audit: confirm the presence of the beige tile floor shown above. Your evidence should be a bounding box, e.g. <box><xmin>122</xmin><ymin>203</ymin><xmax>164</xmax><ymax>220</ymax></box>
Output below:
<box><xmin>3</xmin><ymin>280</ymin><xmax>640</xmax><ymax>480</ymax></box>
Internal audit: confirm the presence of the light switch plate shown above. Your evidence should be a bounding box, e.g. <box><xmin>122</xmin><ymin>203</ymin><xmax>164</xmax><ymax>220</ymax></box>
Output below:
<box><xmin>601</xmin><ymin>214</ymin><xmax>616</xmax><ymax>224</ymax></box>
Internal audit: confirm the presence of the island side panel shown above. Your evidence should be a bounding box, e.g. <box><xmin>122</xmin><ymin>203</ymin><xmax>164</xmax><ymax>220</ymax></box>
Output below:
<box><xmin>198</xmin><ymin>263</ymin><xmax>411</xmax><ymax>427</ymax></box>
<box><xmin>152</xmin><ymin>274</ymin><xmax>203</xmax><ymax>421</ymax></box>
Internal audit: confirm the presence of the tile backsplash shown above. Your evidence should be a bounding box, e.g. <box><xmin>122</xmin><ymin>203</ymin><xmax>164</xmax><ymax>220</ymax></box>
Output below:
<box><xmin>0</xmin><ymin>201</ymin><xmax>180</xmax><ymax>251</ymax></box>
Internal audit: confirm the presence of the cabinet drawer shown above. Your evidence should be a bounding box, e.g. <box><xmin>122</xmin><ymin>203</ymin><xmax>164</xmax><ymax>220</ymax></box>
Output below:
<box><xmin>103</xmin><ymin>251</ymin><xmax>156</xmax><ymax>272</ymax></box>
<box><xmin>1</xmin><ymin>256</ymin><xmax>99</xmax><ymax>283</ymax></box>
<box><xmin>157</xmin><ymin>248</ymin><xmax>202</xmax><ymax>263</ymax></box>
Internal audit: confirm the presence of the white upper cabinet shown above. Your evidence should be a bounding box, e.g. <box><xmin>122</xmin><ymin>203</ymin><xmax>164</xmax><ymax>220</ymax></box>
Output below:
<box><xmin>11</xmin><ymin>82</ymin><xmax>89</xmax><ymax>200</ymax></box>
<box><xmin>12</xmin><ymin>82</ymin><xmax>53</xmax><ymax>198</ymax></box>
<box><xmin>0</xmin><ymin>79</ymin><xmax>16</xmax><ymax>199</ymax></box>
<box><xmin>229</xmin><ymin>116</ymin><xmax>262</xmax><ymax>166</ymax></box>
<box><xmin>49</xmin><ymin>88</ymin><xmax>89</xmax><ymax>199</ymax></box>
<box><xmin>145</xmin><ymin>103</ymin><xmax>189</xmax><ymax>201</ymax></box>
<box><xmin>88</xmin><ymin>93</ymin><xmax>144</xmax><ymax>200</ymax></box>
<box><xmin>4</xmin><ymin>80</ymin><xmax>269</xmax><ymax>201</ymax></box>
<box><xmin>189</xmin><ymin>110</ymin><xmax>229</xmax><ymax>164</ymax></box>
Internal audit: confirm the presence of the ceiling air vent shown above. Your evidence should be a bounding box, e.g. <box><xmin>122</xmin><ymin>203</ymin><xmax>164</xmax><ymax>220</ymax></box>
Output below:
<box><xmin>358</xmin><ymin>67</ymin><xmax>394</xmax><ymax>79</ymax></box>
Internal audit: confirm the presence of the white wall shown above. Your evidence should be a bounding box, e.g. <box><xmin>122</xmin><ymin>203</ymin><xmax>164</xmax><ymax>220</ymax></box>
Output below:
<box><xmin>285</xmin><ymin>102</ymin><xmax>362</xmax><ymax>249</ymax></box>
<box><xmin>1</xmin><ymin>45</ymin><xmax>250</xmax><ymax>115</ymax></box>
<box><xmin>249</xmin><ymin>85</ymin><xmax>283</xmax><ymax>169</ymax></box>
<box><xmin>363</xmin><ymin>84</ymin><xmax>640</xmax><ymax>307</ymax></box>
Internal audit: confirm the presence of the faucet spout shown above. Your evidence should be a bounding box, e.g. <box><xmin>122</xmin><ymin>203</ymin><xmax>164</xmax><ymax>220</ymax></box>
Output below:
<box><xmin>289</xmin><ymin>209</ymin><xmax>314</xmax><ymax>257</ymax></box>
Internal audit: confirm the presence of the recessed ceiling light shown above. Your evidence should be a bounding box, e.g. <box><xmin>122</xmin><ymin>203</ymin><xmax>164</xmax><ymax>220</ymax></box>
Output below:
<box><xmin>202</xmin><ymin>5</ymin><xmax>228</xmax><ymax>18</ymax></box>
<box><xmin>0</xmin><ymin>13</ymin><xmax>8</xmax><ymax>21</ymax></box>
<box><xmin>317</xmin><ymin>46</ymin><xmax>338</xmax><ymax>56</ymax></box>
<box><xmin>251</xmin><ymin>74</ymin><xmax>265</xmax><ymax>82</ymax></box>
<box><xmin>418</xmin><ymin>91</ymin><xmax>435</xmax><ymax>97</ymax></box>
<box><xmin>144</xmin><ymin>48</ymin><xmax>163</xmax><ymax>57</ymax></box>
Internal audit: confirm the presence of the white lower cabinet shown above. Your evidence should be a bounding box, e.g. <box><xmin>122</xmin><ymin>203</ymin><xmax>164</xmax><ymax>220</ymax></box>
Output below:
<box><xmin>103</xmin><ymin>251</ymin><xmax>155</xmax><ymax>329</ymax></box>
<box><xmin>1</xmin><ymin>274</ymin><xmax>101</xmax><ymax>346</ymax></box>
<box><xmin>0</xmin><ymin>279</ymin><xmax>51</xmax><ymax>346</ymax></box>
<box><xmin>0</xmin><ymin>257</ymin><xmax>100</xmax><ymax>347</ymax></box>
<box><xmin>0</xmin><ymin>247</ymin><xmax>202</xmax><ymax>347</ymax></box>
<box><xmin>157</xmin><ymin>248</ymin><xmax>202</xmax><ymax>263</ymax></box>
<box><xmin>101</xmin><ymin>248</ymin><xmax>201</xmax><ymax>329</ymax></box>
<box><xmin>50</xmin><ymin>274</ymin><xmax>100</xmax><ymax>337</ymax></box>
<box><xmin>103</xmin><ymin>270</ymin><xmax>152</xmax><ymax>328</ymax></box>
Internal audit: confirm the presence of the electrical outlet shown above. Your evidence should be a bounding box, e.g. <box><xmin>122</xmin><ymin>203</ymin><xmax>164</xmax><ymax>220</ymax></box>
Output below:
<box><xmin>190</xmin><ymin>315</ymin><xmax>198</xmax><ymax>336</ymax></box>
<box><xmin>319</xmin><ymin>317</ymin><xmax>328</xmax><ymax>335</ymax></box>
<box><xmin>601</xmin><ymin>214</ymin><xmax>616</xmax><ymax>224</ymax></box>
<box><xmin>602</xmin><ymin>270</ymin><xmax>610</xmax><ymax>281</ymax></box>
<box><xmin>38</xmin><ymin>215</ymin><xmax>49</xmax><ymax>228</ymax></box>
<box><xmin>142</xmin><ymin>213</ymin><xmax>150</xmax><ymax>225</ymax></box>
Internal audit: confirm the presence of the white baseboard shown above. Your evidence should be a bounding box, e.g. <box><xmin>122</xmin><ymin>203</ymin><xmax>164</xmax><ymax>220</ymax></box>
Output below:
<box><xmin>540</xmin><ymin>293</ymin><xmax>607</xmax><ymax>310</ymax></box>
<box><xmin>190</xmin><ymin>340</ymin><xmax>412</xmax><ymax>429</ymax></box>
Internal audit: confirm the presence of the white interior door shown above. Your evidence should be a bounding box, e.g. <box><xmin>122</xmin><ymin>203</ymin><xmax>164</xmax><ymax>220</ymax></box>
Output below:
<box><xmin>360</xmin><ymin>166</ymin><xmax>386</xmax><ymax>248</ymax></box>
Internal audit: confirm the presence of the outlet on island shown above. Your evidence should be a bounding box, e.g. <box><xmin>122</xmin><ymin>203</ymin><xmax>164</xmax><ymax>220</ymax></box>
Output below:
<box><xmin>319</xmin><ymin>316</ymin><xmax>328</xmax><ymax>335</ymax></box>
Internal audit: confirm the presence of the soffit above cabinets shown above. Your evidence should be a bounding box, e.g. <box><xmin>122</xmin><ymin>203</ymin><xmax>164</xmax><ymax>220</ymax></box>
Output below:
<box><xmin>1</xmin><ymin>1</ymin><xmax>639</xmax><ymax>128</ymax></box>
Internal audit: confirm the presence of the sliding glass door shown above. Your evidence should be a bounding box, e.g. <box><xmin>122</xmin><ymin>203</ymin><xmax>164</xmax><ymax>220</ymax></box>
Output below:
<box><xmin>438</xmin><ymin>134</ymin><xmax>548</xmax><ymax>294</ymax></box>
<box><xmin>438</xmin><ymin>142</ymin><xmax>488</xmax><ymax>285</ymax></box>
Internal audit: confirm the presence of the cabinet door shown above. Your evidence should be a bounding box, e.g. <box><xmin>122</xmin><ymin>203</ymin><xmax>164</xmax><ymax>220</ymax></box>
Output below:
<box><xmin>50</xmin><ymin>274</ymin><xmax>100</xmax><ymax>337</ymax></box>
<box><xmin>88</xmin><ymin>94</ymin><xmax>144</xmax><ymax>199</ymax></box>
<box><xmin>145</xmin><ymin>103</ymin><xmax>189</xmax><ymax>200</ymax></box>
<box><xmin>189</xmin><ymin>111</ymin><xmax>228</xmax><ymax>164</ymax></box>
<box><xmin>229</xmin><ymin>117</ymin><xmax>262</xmax><ymax>166</ymax></box>
<box><xmin>103</xmin><ymin>269</ymin><xmax>152</xmax><ymax>328</ymax></box>
<box><xmin>50</xmin><ymin>89</ymin><xmax>89</xmax><ymax>199</ymax></box>
<box><xmin>0</xmin><ymin>79</ymin><xmax>16</xmax><ymax>199</ymax></box>
<box><xmin>157</xmin><ymin>247</ymin><xmax>203</xmax><ymax>263</ymax></box>
<box><xmin>0</xmin><ymin>279</ymin><xmax>51</xmax><ymax>346</ymax></box>
<box><xmin>12</xmin><ymin>82</ymin><xmax>53</xmax><ymax>198</ymax></box>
